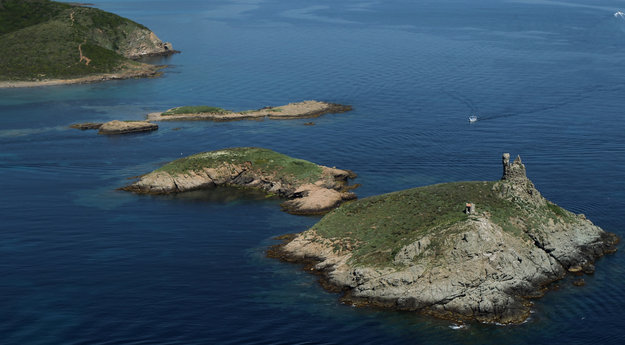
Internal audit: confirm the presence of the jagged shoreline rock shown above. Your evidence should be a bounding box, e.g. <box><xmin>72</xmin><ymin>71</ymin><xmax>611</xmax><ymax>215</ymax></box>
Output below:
<box><xmin>123</xmin><ymin>31</ymin><xmax>179</xmax><ymax>59</ymax></box>
<box><xmin>268</xmin><ymin>154</ymin><xmax>618</xmax><ymax>324</ymax></box>
<box><xmin>146</xmin><ymin>101</ymin><xmax>352</xmax><ymax>122</ymax></box>
<box><xmin>121</xmin><ymin>147</ymin><xmax>358</xmax><ymax>215</ymax></box>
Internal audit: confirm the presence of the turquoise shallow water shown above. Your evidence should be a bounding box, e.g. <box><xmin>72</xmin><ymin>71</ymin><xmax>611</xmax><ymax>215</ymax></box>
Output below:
<box><xmin>1</xmin><ymin>0</ymin><xmax>625</xmax><ymax>343</ymax></box>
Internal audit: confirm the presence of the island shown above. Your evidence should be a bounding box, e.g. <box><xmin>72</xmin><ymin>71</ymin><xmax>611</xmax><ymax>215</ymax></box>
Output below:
<box><xmin>121</xmin><ymin>147</ymin><xmax>358</xmax><ymax>214</ymax></box>
<box><xmin>0</xmin><ymin>0</ymin><xmax>177</xmax><ymax>88</ymax></box>
<box><xmin>146</xmin><ymin>101</ymin><xmax>352</xmax><ymax>122</ymax></box>
<box><xmin>268</xmin><ymin>153</ymin><xmax>618</xmax><ymax>324</ymax></box>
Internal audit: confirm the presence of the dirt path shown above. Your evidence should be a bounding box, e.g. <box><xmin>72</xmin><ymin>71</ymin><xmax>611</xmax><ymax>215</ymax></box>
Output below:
<box><xmin>78</xmin><ymin>41</ymin><xmax>91</xmax><ymax>66</ymax></box>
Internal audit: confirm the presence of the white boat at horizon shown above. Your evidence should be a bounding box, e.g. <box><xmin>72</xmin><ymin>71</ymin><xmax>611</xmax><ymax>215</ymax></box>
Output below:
<box><xmin>469</xmin><ymin>115</ymin><xmax>478</xmax><ymax>122</ymax></box>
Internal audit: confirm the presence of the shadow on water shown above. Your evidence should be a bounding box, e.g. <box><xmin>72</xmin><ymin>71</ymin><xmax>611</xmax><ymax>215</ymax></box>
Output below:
<box><xmin>151</xmin><ymin>185</ymin><xmax>281</xmax><ymax>206</ymax></box>
<box><xmin>136</xmin><ymin>54</ymin><xmax>179</xmax><ymax>66</ymax></box>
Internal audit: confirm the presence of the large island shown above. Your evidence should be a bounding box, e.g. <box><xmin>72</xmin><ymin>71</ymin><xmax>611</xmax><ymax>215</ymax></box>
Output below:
<box><xmin>122</xmin><ymin>147</ymin><xmax>358</xmax><ymax>214</ymax></box>
<box><xmin>269</xmin><ymin>153</ymin><xmax>618</xmax><ymax>324</ymax></box>
<box><xmin>0</xmin><ymin>0</ymin><xmax>177</xmax><ymax>87</ymax></box>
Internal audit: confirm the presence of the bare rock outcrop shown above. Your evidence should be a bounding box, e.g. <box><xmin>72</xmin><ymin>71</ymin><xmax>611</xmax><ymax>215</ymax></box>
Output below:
<box><xmin>97</xmin><ymin>120</ymin><xmax>158</xmax><ymax>135</ymax></box>
<box><xmin>269</xmin><ymin>153</ymin><xmax>618</xmax><ymax>324</ymax></box>
<box><xmin>118</xmin><ymin>30</ymin><xmax>178</xmax><ymax>59</ymax></box>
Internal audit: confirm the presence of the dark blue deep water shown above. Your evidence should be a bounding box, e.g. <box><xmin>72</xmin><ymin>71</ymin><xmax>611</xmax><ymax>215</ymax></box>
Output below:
<box><xmin>1</xmin><ymin>0</ymin><xmax>625</xmax><ymax>343</ymax></box>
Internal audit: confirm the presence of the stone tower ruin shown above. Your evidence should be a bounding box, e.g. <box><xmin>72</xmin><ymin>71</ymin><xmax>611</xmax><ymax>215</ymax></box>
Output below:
<box><xmin>501</xmin><ymin>153</ymin><xmax>527</xmax><ymax>181</ymax></box>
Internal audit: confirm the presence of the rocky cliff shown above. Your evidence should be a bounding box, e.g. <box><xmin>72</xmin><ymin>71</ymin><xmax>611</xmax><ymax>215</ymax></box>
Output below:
<box><xmin>122</xmin><ymin>148</ymin><xmax>357</xmax><ymax>215</ymax></box>
<box><xmin>86</xmin><ymin>17</ymin><xmax>175</xmax><ymax>59</ymax></box>
<box><xmin>269</xmin><ymin>154</ymin><xmax>618</xmax><ymax>324</ymax></box>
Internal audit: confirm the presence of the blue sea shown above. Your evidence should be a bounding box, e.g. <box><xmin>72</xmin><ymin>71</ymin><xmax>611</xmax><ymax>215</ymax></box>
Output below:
<box><xmin>1</xmin><ymin>0</ymin><xmax>625</xmax><ymax>343</ymax></box>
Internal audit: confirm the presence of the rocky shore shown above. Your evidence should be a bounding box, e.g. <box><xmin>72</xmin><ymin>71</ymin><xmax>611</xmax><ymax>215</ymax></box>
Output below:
<box><xmin>121</xmin><ymin>147</ymin><xmax>358</xmax><ymax>214</ymax></box>
<box><xmin>146</xmin><ymin>101</ymin><xmax>352</xmax><ymax>122</ymax></box>
<box><xmin>0</xmin><ymin>63</ymin><xmax>163</xmax><ymax>89</ymax></box>
<box><xmin>268</xmin><ymin>153</ymin><xmax>618</xmax><ymax>324</ymax></box>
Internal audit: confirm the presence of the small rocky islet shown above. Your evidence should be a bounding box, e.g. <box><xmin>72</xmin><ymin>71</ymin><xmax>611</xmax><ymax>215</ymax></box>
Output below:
<box><xmin>121</xmin><ymin>147</ymin><xmax>358</xmax><ymax>215</ymax></box>
<box><xmin>147</xmin><ymin>100</ymin><xmax>352</xmax><ymax>122</ymax></box>
<box><xmin>71</xmin><ymin>120</ymin><xmax>158</xmax><ymax>135</ymax></box>
<box><xmin>268</xmin><ymin>153</ymin><xmax>618</xmax><ymax>324</ymax></box>
<box><xmin>70</xmin><ymin>100</ymin><xmax>351</xmax><ymax>135</ymax></box>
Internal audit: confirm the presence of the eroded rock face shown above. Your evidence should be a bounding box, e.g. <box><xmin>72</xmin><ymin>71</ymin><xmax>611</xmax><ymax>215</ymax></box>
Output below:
<box><xmin>98</xmin><ymin>120</ymin><xmax>158</xmax><ymax>135</ymax></box>
<box><xmin>118</xmin><ymin>29</ymin><xmax>177</xmax><ymax>59</ymax></box>
<box><xmin>122</xmin><ymin>153</ymin><xmax>357</xmax><ymax>215</ymax></box>
<box><xmin>269</xmin><ymin>153</ymin><xmax>618</xmax><ymax>324</ymax></box>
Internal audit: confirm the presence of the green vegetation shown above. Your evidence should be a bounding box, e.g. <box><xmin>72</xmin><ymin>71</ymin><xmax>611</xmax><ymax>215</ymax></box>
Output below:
<box><xmin>162</xmin><ymin>106</ymin><xmax>232</xmax><ymax>116</ymax></box>
<box><xmin>0</xmin><ymin>0</ymin><xmax>152</xmax><ymax>80</ymax></box>
<box><xmin>0</xmin><ymin>0</ymin><xmax>70</xmax><ymax>35</ymax></box>
<box><xmin>546</xmin><ymin>201</ymin><xmax>568</xmax><ymax>217</ymax></box>
<box><xmin>311</xmin><ymin>181</ymin><xmax>574</xmax><ymax>267</ymax></box>
<box><xmin>161</xmin><ymin>105</ymin><xmax>285</xmax><ymax>116</ymax></box>
<box><xmin>156</xmin><ymin>147</ymin><xmax>324</xmax><ymax>185</ymax></box>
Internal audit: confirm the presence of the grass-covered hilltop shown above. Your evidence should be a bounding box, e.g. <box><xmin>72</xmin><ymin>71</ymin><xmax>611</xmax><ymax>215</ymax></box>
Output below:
<box><xmin>269</xmin><ymin>153</ymin><xmax>619</xmax><ymax>324</ymax></box>
<box><xmin>146</xmin><ymin>101</ymin><xmax>353</xmax><ymax>122</ymax></box>
<box><xmin>122</xmin><ymin>147</ymin><xmax>358</xmax><ymax>215</ymax></box>
<box><xmin>0</xmin><ymin>0</ymin><xmax>176</xmax><ymax>85</ymax></box>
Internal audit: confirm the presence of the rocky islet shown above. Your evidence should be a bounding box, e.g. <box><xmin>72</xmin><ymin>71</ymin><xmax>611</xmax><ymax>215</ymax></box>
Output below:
<box><xmin>71</xmin><ymin>120</ymin><xmax>158</xmax><ymax>135</ymax></box>
<box><xmin>147</xmin><ymin>101</ymin><xmax>352</xmax><ymax>122</ymax></box>
<box><xmin>121</xmin><ymin>147</ymin><xmax>358</xmax><ymax>215</ymax></box>
<box><xmin>268</xmin><ymin>153</ymin><xmax>618</xmax><ymax>324</ymax></box>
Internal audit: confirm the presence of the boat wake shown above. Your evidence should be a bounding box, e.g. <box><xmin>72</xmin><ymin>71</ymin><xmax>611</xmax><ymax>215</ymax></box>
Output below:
<box><xmin>448</xmin><ymin>82</ymin><xmax>625</xmax><ymax>123</ymax></box>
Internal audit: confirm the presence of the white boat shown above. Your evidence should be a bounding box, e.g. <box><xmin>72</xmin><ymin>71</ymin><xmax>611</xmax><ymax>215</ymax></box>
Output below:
<box><xmin>468</xmin><ymin>115</ymin><xmax>478</xmax><ymax>123</ymax></box>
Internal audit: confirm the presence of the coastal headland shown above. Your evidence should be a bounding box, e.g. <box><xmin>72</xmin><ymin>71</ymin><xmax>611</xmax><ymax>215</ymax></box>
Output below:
<box><xmin>146</xmin><ymin>101</ymin><xmax>352</xmax><ymax>122</ymax></box>
<box><xmin>121</xmin><ymin>147</ymin><xmax>358</xmax><ymax>215</ymax></box>
<box><xmin>0</xmin><ymin>0</ymin><xmax>177</xmax><ymax>88</ymax></box>
<box><xmin>268</xmin><ymin>153</ymin><xmax>619</xmax><ymax>324</ymax></box>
